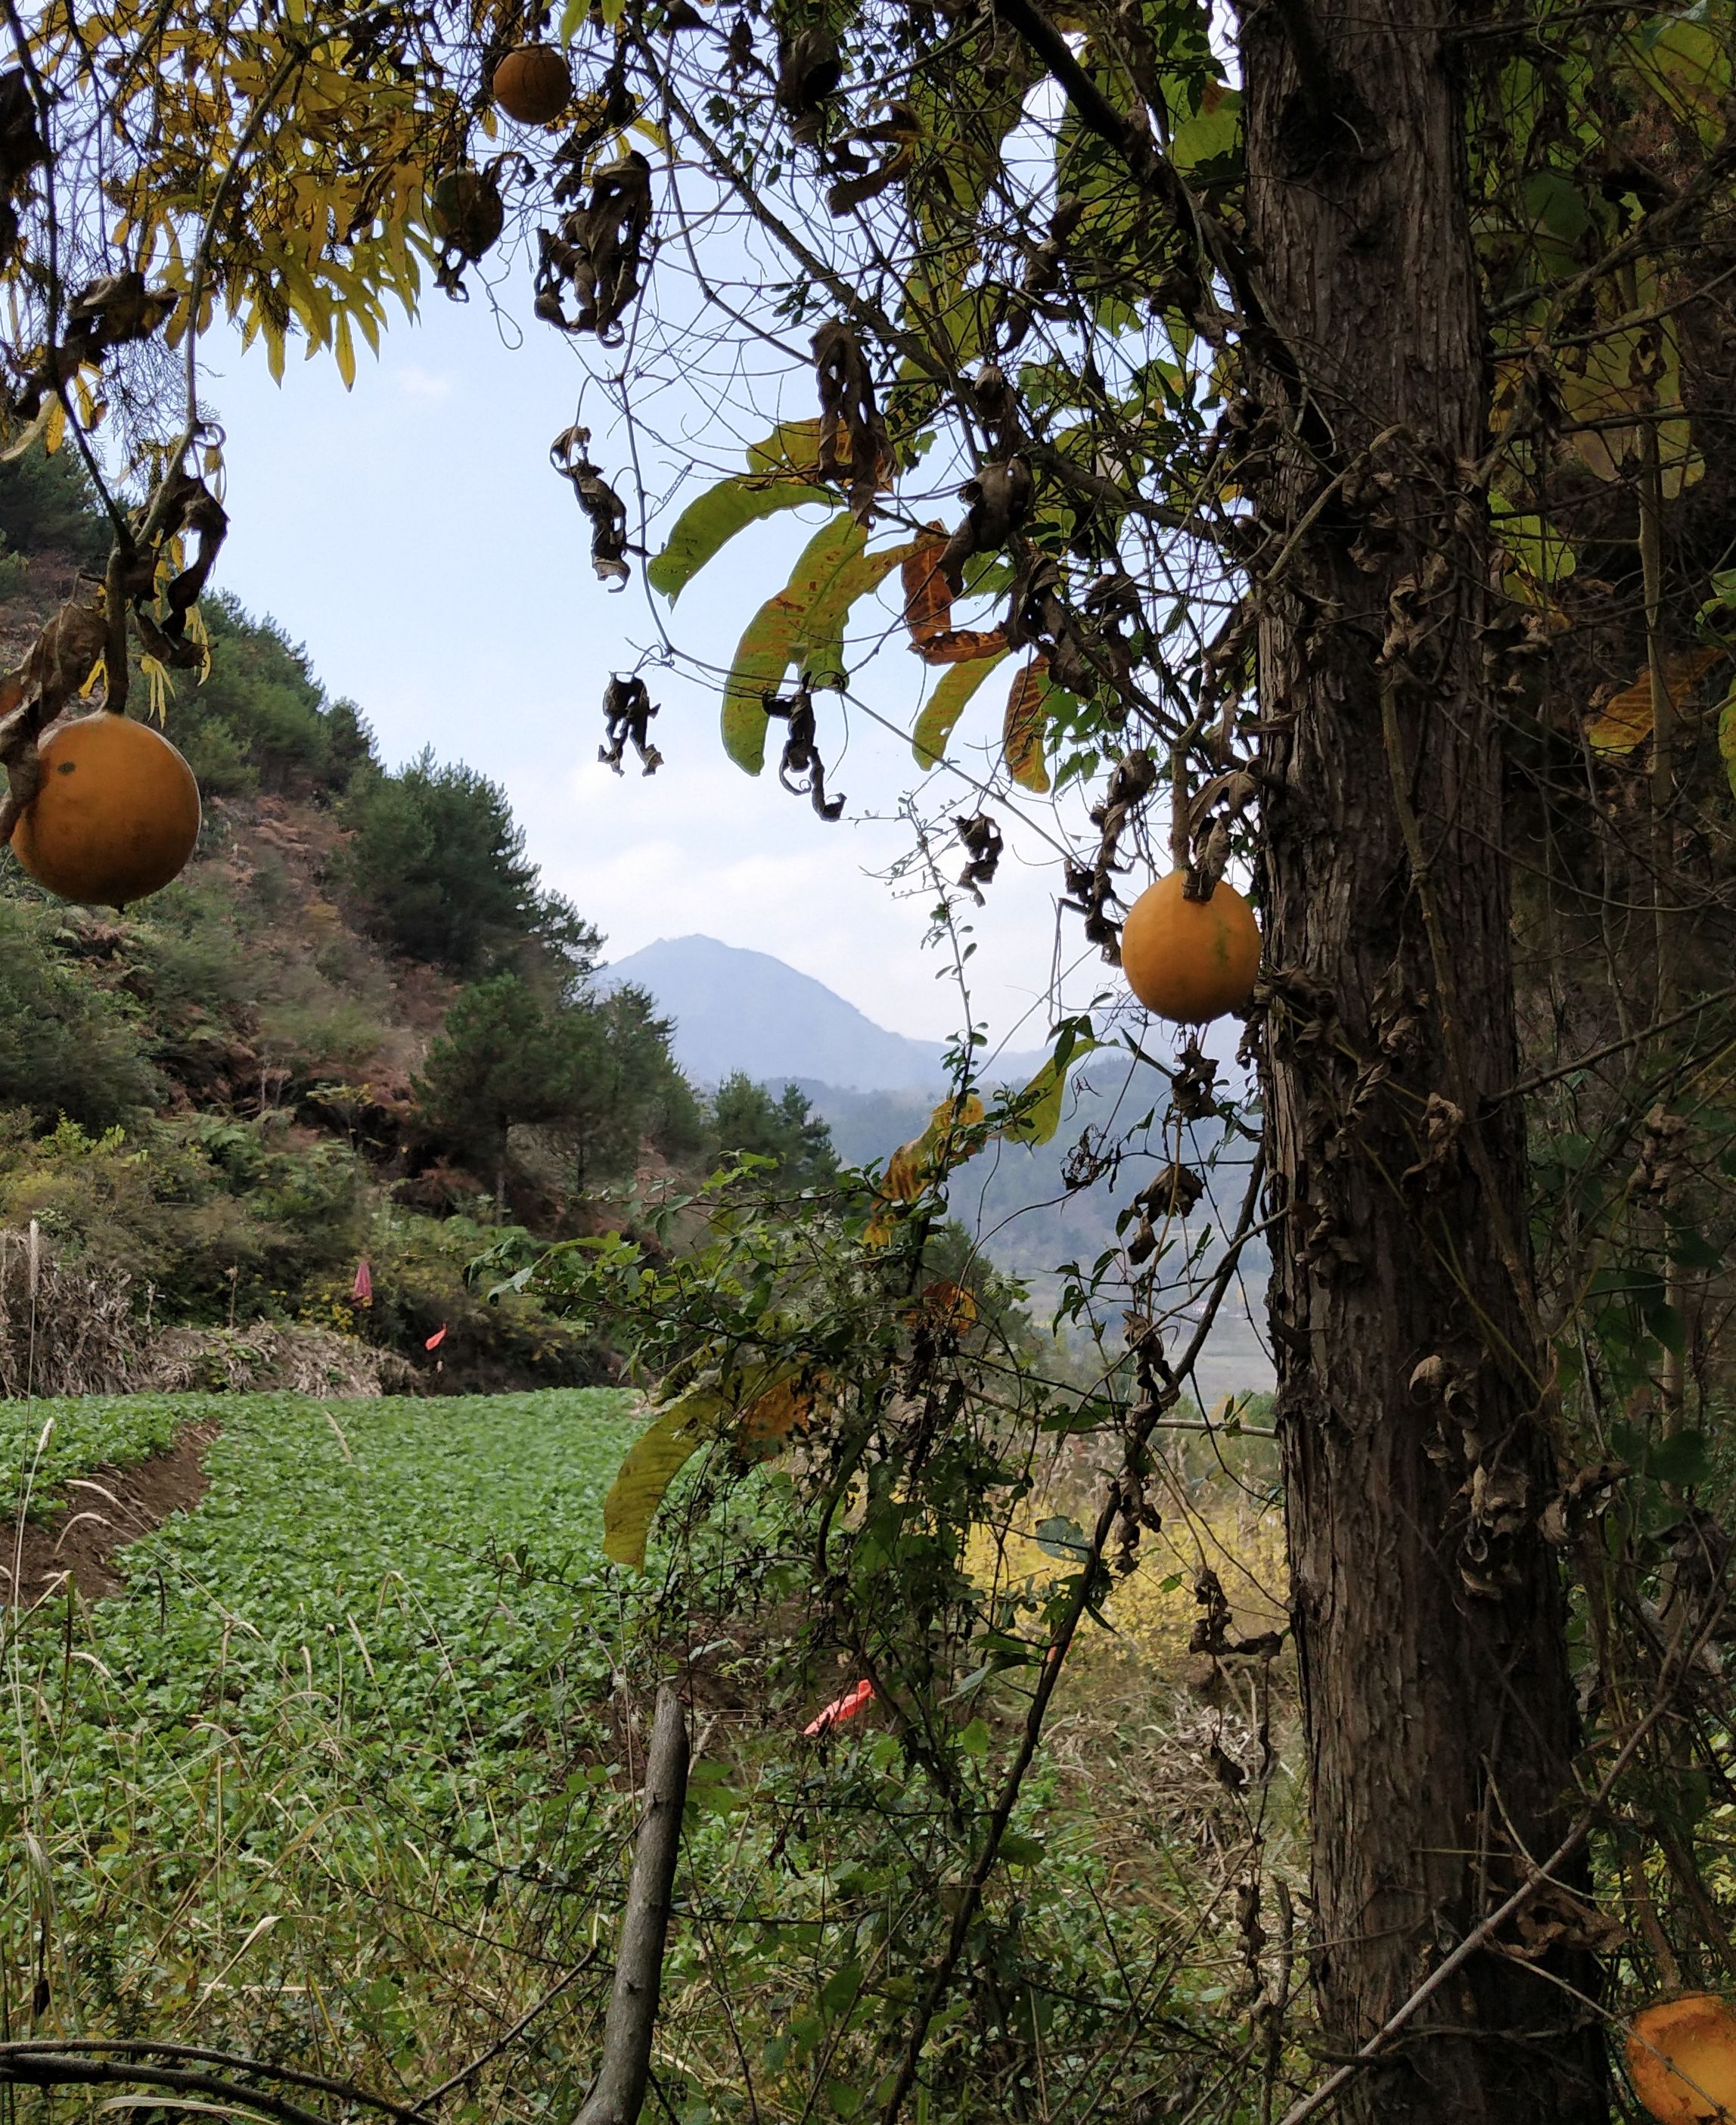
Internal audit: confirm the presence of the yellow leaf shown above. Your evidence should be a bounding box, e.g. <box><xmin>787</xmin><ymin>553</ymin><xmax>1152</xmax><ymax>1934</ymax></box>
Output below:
<box><xmin>1587</xmin><ymin>648</ymin><xmax>1722</xmax><ymax>753</ymax></box>
<box><xmin>871</xmin><ymin>1093</ymin><xmax>988</xmax><ymax>1238</ymax></box>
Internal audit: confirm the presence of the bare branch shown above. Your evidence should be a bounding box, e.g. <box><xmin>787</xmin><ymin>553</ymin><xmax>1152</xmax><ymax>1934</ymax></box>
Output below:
<box><xmin>574</xmin><ymin>1687</ymin><xmax>690</xmax><ymax>2125</ymax></box>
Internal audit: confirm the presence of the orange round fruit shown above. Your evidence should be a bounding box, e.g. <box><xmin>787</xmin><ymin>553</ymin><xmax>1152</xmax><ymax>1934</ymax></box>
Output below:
<box><xmin>1120</xmin><ymin>871</ymin><xmax>1260</xmax><ymax>1024</ymax></box>
<box><xmin>492</xmin><ymin>43</ymin><xmax>572</xmax><ymax>124</ymax></box>
<box><xmin>10</xmin><ymin>710</ymin><xmax>200</xmax><ymax>909</ymax></box>
<box><xmin>1628</xmin><ymin>1994</ymin><xmax>1736</xmax><ymax>2123</ymax></box>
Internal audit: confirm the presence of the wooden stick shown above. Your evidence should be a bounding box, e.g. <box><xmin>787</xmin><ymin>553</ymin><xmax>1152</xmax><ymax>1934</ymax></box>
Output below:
<box><xmin>576</xmin><ymin>1688</ymin><xmax>689</xmax><ymax>2125</ymax></box>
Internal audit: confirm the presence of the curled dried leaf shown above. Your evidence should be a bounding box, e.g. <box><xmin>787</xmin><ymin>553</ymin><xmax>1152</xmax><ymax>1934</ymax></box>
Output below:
<box><xmin>600</xmin><ymin>674</ymin><xmax>663</xmax><ymax>775</ymax></box>
<box><xmin>776</xmin><ymin>26</ymin><xmax>843</xmax><ymax>141</ymax></box>
<box><xmin>535</xmin><ymin>151</ymin><xmax>652</xmax><ymax>343</ymax></box>
<box><xmin>763</xmin><ymin>678</ymin><xmax>843</xmax><ymax>819</ymax></box>
<box><xmin>939</xmin><ymin>457</ymin><xmax>1033</xmax><ymax>593</ymax></box>
<box><xmin>827</xmin><ymin>102</ymin><xmax>920</xmax><ymax>214</ymax></box>
<box><xmin>813</xmin><ymin>322</ymin><xmax>891</xmax><ymax>523</ymax></box>
<box><xmin>551</xmin><ymin>426</ymin><xmax>633</xmax><ymax>587</ymax></box>
<box><xmin>954</xmin><ymin>812</ymin><xmax>1002</xmax><ymax>903</ymax></box>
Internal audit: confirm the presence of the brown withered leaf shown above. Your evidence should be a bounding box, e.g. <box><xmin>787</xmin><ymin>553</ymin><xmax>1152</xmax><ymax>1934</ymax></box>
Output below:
<box><xmin>776</xmin><ymin>26</ymin><xmax>842</xmax><ymax>143</ymax></box>
<box><xmin>939</xmin><ymin>456</ymin><xmax>1033</xmax><ymax>594</ymax></box>
<box><xmin>534</xmin><ymin>151</ymin><xmax>651</xmax><ymax>344</ymax></box>
<box><xmin>908</xmin><ymin>1280</ymin><xmax>977</xmax><ymax>1337</ymax></box>
<box><xmin>902</xmin><ymin>524</ymin><xmax>1008</xmax><ymax>664</ymax></box>
<box><xmin>738</xmin><ymin>1376</ymin><xmax>814</xmax><ymax>1448</ymax></box>
<box><xmin>551</xmin><ymin>426</ymin><xmax>632</xmax><ymax>586</ymax></box>
<box><xmin>827</xmin><ymin>102</ymin><xmax>920</xmax><ymax>215</ymax></box>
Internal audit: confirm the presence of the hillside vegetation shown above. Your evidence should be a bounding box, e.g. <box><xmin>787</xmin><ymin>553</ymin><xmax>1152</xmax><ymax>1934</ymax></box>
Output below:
<box><xmin>0</xmin><ymin>447</ymin><xmax>840</xmax><ymax>1391</ymax></box>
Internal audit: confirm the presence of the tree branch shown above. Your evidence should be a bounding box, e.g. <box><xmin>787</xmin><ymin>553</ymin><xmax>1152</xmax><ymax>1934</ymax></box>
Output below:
<box><xmin>0</xmin><ymin>2042</ymin><xmax>424</xmax><ymax>2125</ymax></box>
<box><xmin>574</xmin><ymin>1687</ymin><xmax>690</xmax><ymax>2125</ymax></box>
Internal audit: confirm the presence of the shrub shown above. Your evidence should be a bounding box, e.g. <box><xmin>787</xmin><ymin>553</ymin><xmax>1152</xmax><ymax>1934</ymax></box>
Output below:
<box><xmin>0</xmin><ymin>899</ymin><xmax>160</xmax><ymax>1127</ymax></box>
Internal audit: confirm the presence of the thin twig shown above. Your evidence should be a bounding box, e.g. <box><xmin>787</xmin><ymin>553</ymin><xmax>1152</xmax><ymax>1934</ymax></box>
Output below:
<box><xmin>414</xmin><ymin>1952</ymin><xmax>601</xmax><ymax>2111</ymax></box>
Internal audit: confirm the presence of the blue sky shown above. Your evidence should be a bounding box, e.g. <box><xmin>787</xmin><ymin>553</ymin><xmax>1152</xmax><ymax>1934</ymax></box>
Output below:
<box><xmin>198</xmin><ymin>266</ymin><xmax>1185</xmax><ymax>1069</ymax></box>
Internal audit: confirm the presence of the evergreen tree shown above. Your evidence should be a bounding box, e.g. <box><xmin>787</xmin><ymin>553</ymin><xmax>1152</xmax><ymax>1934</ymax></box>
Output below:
<box><xmin>414</xmin><ymin>973</ymin><xmax>568</xmax><ymax>1208</ymax></box>
<box><xmin>711</xmin><ymin>1073</ymin><xmax>839</xmax><ymax>1191</ymax></box>
<box><xmin>342</xmin><ymin>750</ymin><xmax>596</xmax><ymax>979</ymax></box>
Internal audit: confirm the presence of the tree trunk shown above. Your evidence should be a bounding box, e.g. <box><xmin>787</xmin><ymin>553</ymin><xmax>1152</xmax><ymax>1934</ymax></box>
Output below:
<box><xmin>1239</xmin><ymin>2</ymin><xmax>1607</xmax><ymax>2116</ymax></box>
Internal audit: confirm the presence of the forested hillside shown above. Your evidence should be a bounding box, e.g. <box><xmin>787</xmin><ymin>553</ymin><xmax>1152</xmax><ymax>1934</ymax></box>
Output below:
<box><xmin>0</xmin><ymin>446</ymin><xmax>821</xmax><ymax>1390</ymax></box>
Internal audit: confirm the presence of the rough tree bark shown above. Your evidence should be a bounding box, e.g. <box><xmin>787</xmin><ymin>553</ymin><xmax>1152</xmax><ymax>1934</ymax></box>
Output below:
<box><xmin>1238</xmin><ymin>0</ymin><xmax>1608</xmax><ymax>2117</ymax></box>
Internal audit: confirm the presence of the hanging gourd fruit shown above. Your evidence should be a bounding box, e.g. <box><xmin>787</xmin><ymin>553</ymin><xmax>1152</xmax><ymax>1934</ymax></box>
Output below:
<box><xmin>1629</xmin><ymin>1995</ymin><xmax>1736</xmax><ymax>2123</ymax></box>
<box><xmin>429</xmin><ymin>166</ymin><xmax>505</xmax><ymax>261</ymax></box>
<box><xmin>1120</xmin><ymin>871</ymin><xmax>1260</xmax><ymax>1024</ymax></box>
<box><xmin>492</xmin><ymin>43</ymin><xmax>572</xmax><ymax>125</ymax></box>
<box><xmin>9</xmin><ymin>710</ymin><xmax>200</xmax><ymax>909</ymax></box>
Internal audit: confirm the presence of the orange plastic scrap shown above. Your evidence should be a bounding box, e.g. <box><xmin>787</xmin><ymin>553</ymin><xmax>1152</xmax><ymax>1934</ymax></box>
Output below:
<box><xmin>803</xmin><ymin>1679</ymin><xmax>874</xmax><ymax>1737</ymax></box>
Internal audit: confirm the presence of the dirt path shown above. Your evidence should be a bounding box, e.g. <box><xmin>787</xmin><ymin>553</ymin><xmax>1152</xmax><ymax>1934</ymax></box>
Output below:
<box><xmin>0</xmin><ymin>1421</ymin><xmax>220</xmax><ymax>1608</ymax></box>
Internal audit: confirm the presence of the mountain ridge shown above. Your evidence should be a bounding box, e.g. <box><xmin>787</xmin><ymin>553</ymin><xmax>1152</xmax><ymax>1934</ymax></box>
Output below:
<box><xmin>603</xmin><ymin>933</ymin><xmax>1048</xmax><ymax>1094</ymax></box>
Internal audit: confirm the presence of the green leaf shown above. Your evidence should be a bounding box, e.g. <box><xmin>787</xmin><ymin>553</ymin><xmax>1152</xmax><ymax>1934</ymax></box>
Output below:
<box><xmin>793</xmin><ymin>539</ymin><xmax>918</xmax><ymax>692</ymax></box>
<box><xmin>996</xmin><ymin>1832</ymin><xmax>1046</xmax><ymax>1869</ymax></box>
<box><xmin>1492</xmin><ymin>509</ymin><xmax>1574</xmax><ymax>588</ymax></box>
<box><xmin>648</xmin><ymin>476</ymin><xmax>831</xmax><ymax>604</ymax></box>
<box><xmin>1004</xmin><ymin>1023</ymin><xmax>1101</xmax><ymax>1146</ymax></box>
<box><xmin>722</xmin><ymin>514</ymin><xmax>862</xmax><ymax>772</ymax></box>
<box><xmin>601</xmin><ymin>1389</ymin><xmax>725</xmax><ymax>1569</ymax></box>
<box><xmin>1034</xmin><ymin>1513</ymin><xmax>1089</xmax><ymax>1561</ymax></box>
<box><xmin>819</xmin><ymin>1961</ymin><xmax>863</xmax><ymax>2022</ymax></box>
<box><xmin>1719</xmin><ymin>691</ymin><xmax>1736</xmax><ymax>801</ymax></box>
<box><xmin>912</xmin><ymin>650</ymin><xmax>1010</xmax><ymax>768</ymax></box>
<box><xmin>747</xmin><ymin>418</ymin><xmax>826</xmax><ymax>474</ymax></box>
<box><xmin>1647</xmin><ymin>1429</ymin><xmax>1711</xmax><ymax>1487</ymax></box>
<box><xmin>1169</xmin><ymin>92</ymin><xmax>1241</xmax><ymax>176</ymax></box>
<box><xmin>1522</xmin><ymin>169</ymin><xmax>1591</xmax><ymax>243</ymax></box>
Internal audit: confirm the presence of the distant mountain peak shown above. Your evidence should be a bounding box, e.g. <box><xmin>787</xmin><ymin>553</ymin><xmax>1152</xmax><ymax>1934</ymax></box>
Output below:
<box><xmin>601</xmin><ymin>934</ymin><xmax>953</xmax><ymax>1093</ymax></box>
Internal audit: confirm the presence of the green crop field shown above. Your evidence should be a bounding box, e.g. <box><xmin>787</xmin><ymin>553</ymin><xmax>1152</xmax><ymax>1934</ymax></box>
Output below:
<box><xmin>0</xmin><ymin>1390</ymin><xmax>1208</xmax><ymax>2125</ymax></box>
<box><xmin>0</xmin><ymin>1390</ymin><xmax>653</xmax><ymax>2110</ymax></box>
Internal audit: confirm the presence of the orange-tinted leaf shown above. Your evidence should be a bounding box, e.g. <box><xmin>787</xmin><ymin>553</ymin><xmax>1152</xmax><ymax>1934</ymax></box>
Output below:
<box><xmin>1004</xmin><ymin>656</ymin><xmax>1052</xmax><ymax>793</ymax></box>
<box><xmin>919</xmin><ymin>1280</ymin><xmax>977</xmax><ymax>1334</ymax></box>
<box><xmin>902</xmin><ymin>523</ymin><xmax>1007</xmax><ymax>665</ymax></box>
<box><xmin>1587</xmin><ymin>648</ymin><xmax>1721</xmax><ymax>753</ymax></box>
<box><xmin>739</xmin><ymin>1376</ymin><xmax>812</xmax><ymax>1448</ymax></box>
<box><xmin>865</xmin><ymin>1093</ymin><xmax>989</xmax><ymax>1241</ymax></box>
<box><xmin>902</xmin><ymin>523</ymin><xmax>953</xmax><ymax>647</ymax></box>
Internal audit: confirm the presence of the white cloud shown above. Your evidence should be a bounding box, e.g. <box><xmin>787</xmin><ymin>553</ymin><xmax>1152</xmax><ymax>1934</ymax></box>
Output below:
<box><xmin>387</xmin><ymin>364</ymin><xmax>455</xmax><ymax>401</ymax></box>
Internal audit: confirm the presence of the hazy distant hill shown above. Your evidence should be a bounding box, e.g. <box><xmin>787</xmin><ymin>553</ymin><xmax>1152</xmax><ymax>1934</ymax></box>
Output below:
<box><xmin>604</xmin><ymin>935</ymin><xmax>1273</xmax><ymax>1394</ymax></box>
<box><xmin>604</xmin><ymin>934</ymin><xmax>1044</xmax><ymax>1092</ymax></box>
